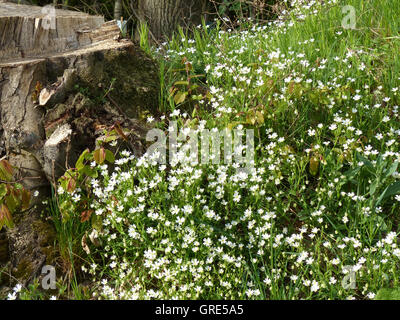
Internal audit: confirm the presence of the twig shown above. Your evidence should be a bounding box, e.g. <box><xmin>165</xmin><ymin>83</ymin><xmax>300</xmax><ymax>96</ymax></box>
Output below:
<box><xmin>106</xmin><ymin>92</ymin><xmax>130</xmax><ymax>120</ymax></box>
<box><xmin>0</xmin><ymin>176</ymin><xmax>42</xmax><ymax>184</ymax></box>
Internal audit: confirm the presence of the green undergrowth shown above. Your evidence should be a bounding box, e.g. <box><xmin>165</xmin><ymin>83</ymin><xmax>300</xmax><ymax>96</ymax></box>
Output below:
<box><xmin>6</xmin><ymin>0</ymin><xmax>400</xmax><ymax>300</ymax></box>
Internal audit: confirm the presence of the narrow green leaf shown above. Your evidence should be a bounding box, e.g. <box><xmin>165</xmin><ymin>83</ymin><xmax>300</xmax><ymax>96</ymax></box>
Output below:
<box><xmin>384</xmin><ymin>161</ymin><xmax>398</xmax><ymax>179</ymax></box>
<box><xmin>376</xmin><ymin>181</ymin><xmax>400</xmax><ymax>206</ymax></box>
<box><xmin>356</xmin><ymin>152</ymin><xmax>374</xmax><ymax>169</ymax></box>
<box><xmin>174</xmin><ymin>80</ymin><xmax>189</xmax><ymax>86</ymax></box>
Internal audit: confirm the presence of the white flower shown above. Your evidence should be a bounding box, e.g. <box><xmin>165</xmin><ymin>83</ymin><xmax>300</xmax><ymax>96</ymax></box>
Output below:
<box><xmin>7</xmin><ymin>292</ymin><xmax>17</xmax><ymax>300</ymax></box>
<box><xmin>147</xmin><ymin>116</ymin><xmax>154</xmax><ymax>123</ymax></box>
<box><xmin>183</xmin><ymin>205</ymin><xmax>193</xmax><ymax>215</ymax></box>
<box><xmin>233</xmin><ymin>191</ymin><xmax>241</xmax><ymax>203</ymax></box>
<box><xmin>311</xmin><ymin>280</ymin><xmax>320</xmax><ymax>292</ymax></box>
<box><xmin>366</xmin><ymin>292</ymin><xmax>375</xmax><ymax>299</ymax></box>
<box><xmin>13</xmin><ymin>284</ymin><xmax>22</xmax><ymax>293</ymax></box>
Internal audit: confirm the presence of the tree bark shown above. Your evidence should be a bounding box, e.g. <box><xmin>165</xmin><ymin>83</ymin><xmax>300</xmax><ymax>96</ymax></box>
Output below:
<box><xmin>114</xmin><ymin>0</ymin><xmax>122</xmax><ymax>21</ymax></box>
<box><xmin>136</xmin><ymin>0</ymin><xmax>208</xmax><ymax>42</ymax></box>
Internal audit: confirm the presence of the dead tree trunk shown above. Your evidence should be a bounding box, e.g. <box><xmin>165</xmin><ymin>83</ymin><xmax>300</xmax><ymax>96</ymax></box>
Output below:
<box><xmin>135</xmin><ymin>0</ymin><xmax>208</xmax><ymax>42</ymax></box>
<box><xmin>0</xmin><ymin>2</ymin><xmax>159</xmax><ymax>286</ymax></box>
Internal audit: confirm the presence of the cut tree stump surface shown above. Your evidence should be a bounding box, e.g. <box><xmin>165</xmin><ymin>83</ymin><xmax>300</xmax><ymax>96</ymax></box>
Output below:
<box><xmin>0</xmin><ymin>2</ymin><xmax>127</xmax><ymax>65</ymax></box>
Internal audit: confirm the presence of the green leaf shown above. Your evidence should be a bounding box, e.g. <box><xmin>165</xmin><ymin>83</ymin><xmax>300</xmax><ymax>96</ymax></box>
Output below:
<box><xmin>76</xmin><ymin>148</ymin><xmax>90</xmax><ymax>170</ymax></box>
<box><xmin>0</xmin><ymin>184</ymin><xmax>7</xmax><ymax>199</ymax></box>
<box><xmin>81</xmin><ymin>166</ymin><xmax>98</xmax><ymax>179</ymax></box>
<box><xmin>174</xmin><ymin>80</ymin><xmax>189</xmax><ymax>86</ymax></box>
<box><xmin>5</xmin><ymin>191</ymin><xmax>19</xmax><ymax>213</ymax></box>
<box><xmin>369</xmin><ymin>179</ymin><xmax>379</xmax><ymax>197</ymax></box>
<box><xmin>174</xmin><ymin>91</ymin><xmax>188</xmax><ymax>105</ymax></box>
<box><xmin>384</xmin><ymin>161</ymin><xmax>398</xmax><ymax>179</ymax></box>
<box><xmin>227</xmin><ymin>121</ymin><xmax>241</xmax><ymax>130</ymax></box>
<box><xmin>105</xmin><ymin>150</ymin><xmax>115</xmax><ymax>163</ymax></box>
<box><xmin>376</xmin><ymin>181</ymin><xmax>400</xmax><ymax>206</ymax></box>
<box><xmin>343</xmin><ymin>166</ymin><xmax>360</xmax><ymax>179</ymax></box>
<box><xmin>91</xmin><ymin>214</ymin><xmax>103</xmax><ymax>232</ymax></box>
<box><xmin>103</xmin><ymin>135</ymin><xmax>119</xmax><ymax>143</ymax></box>
<box><xmin>189</xmin><ymin>84</ymin><xmax>199</xmax><ymax>90</ymax></box>
<box><xmin>356</xmin><ymin>152</ymin><xmax>374</xmax><ymax>170</ymax></box>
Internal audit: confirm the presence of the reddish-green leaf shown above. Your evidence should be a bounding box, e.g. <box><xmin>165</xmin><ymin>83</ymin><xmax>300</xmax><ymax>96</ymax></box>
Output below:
<box><xmin>5</xmin><ymin>191</ymin><xmax>19</xmax><ymax>213</ymax></box>
<box><xmin>67</xmin><ymin>177</ymin><xmax>77</xmax><ymax>193</ymax></box>
<box><xmin>0</xmin><ymin>204</ymin><xmax>13</xmax><ymax>230</ymax></box>
<box><xmin>0</xmin><ymin>184</ymin><xmax>6</xmax><ymax>199</ymax></box>
<box><xmin>0</xmin><ymin>160</ymin><xmax>13</xmax><ymax>181</ymax></box>
<box><xmin>309</xmin><ymin>155</ymin><xmax>320</xmax><ymax>176</ymax></box>
<box><xmin>21</xmin><ymin>189</ymin><xmax>31</xmax><ymax>210</ymax></box>
<box><xmin>114</xmin><ymin>124</ymin><xmax>129</xmax><ymax>142</ymax></box>
<box><xmin>93</xmin><ymin>148</ymin><xmax>106</xmax><ymax>165</ymax></box>
<box><xmin>81</xmin><ymin>210</ymin><xmax>93</xmax><ymax>223</ymax></box>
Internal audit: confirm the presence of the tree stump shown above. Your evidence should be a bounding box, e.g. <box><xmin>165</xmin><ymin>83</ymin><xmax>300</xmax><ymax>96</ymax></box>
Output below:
<box><xmin>0</xmin><ymin>2</ymin><xmax>159</xmax><ymax>286</ymax></box>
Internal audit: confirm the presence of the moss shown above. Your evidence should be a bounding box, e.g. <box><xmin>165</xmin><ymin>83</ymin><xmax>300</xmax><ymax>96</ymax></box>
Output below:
<box><xmin>32</xmin><ymin>220</ymin><xmax>57</xmax><ymax>265</ymax></box>
<box><xmin>78</xmin><ymin>45</ymin><xmax>160</xmax><ymax>118</ymax></box>
<box><xmin>32</xmin><ymin>220</ymin><xmax>56</xmax><ymax>248</ymax></box>
<box><xmin>13</xmin><ymin>258</ymin><xmax>33</xmax><ymax>280</ymax></box>
<box><xmin>42</xmin><ymin>247</ymin><xmax>56</xmax><ymax>266</ymax></box>
<box><xmin>10</xmin><ymin>219</ymin><xmax>56</xmax><ymax>283</ymax></box>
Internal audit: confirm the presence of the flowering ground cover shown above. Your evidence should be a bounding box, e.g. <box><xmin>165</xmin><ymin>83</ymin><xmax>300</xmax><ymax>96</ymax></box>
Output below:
<box><xmin>8</xmin><ymin>0</ymin><xmax>400</xmax><ymax>300</ymax></box>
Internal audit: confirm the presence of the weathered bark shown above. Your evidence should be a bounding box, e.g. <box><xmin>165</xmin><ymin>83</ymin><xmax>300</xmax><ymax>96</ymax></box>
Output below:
<box><xmin>0</xmin><ymin>2</ymin><xmax>159</xmax><ymax>285</ymax></box>
<box><xmin>136</xmin><ymin>0</ymin><xmax>208</xmax><ymax>41</ymax></box>
<box><xmin>114</xmin><ymin>0</ymin><xmax>122</xmax><ymax>21</ymax></box>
